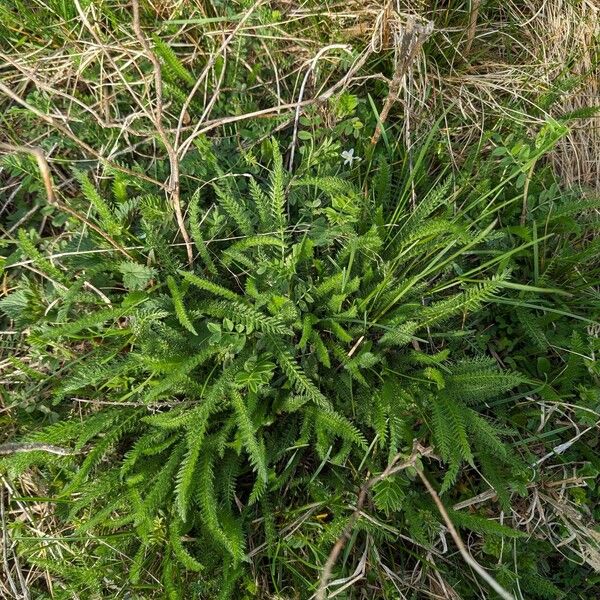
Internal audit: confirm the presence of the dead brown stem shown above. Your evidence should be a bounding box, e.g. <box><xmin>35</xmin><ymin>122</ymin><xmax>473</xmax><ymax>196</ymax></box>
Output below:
<box><xmin>316</xmin><ymin>441</ymin><xmax>433</xmax><ymax>600</ymax></box>
<box><xmin>316</xmin><ymin>440</ymin><xmax>514</xmax><ymax>600</ymax></box>
<box><xmin>131</xmin><ymin>0</ymin><xmax>193</xmax><ymax>264</ymax></box>
<box><xmin>175</xmin><ymin>0</ymin><xmax>266</xmax><ymax>153</ymax></box>
<box><xmin>371</xmin><ymin>17</ymin><xmax>433</xmax><ymax>146</ymax></box>
<box><xmin>0</xmin><ymin>143</ymin><xmax>56</xmax><ymax>206</ymax></box>
<box><xmin>417</xmin><ymin>468</ymin><xmax>515</xmax><ymax>600</ymax></box>
<box><xmin>464</xmin><ymin>0</ymin><xmax>481</xmax><ymax>57</ymax></box>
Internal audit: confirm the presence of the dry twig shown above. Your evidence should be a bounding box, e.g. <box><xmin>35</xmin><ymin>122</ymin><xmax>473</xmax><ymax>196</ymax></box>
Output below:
<box><xmin>317</xmin><ymin>440</ymin><xmax>515</xmax><ymax>600</ymax></box>
<box><xmin>464</xmin><ymin>0</ymin><xmax>481</xmax><ymax>57</ymax></box>
<box><xmin>316</xmin><ymin>441</ymin><xmax>433</xmax><ymax>600</ymax></box>
<box><xmin>370</xmin><ymin>16</ymin><xmax>433</xmax><ymax>147</ymax></box>
<box><xmin>131</xmin><ymin>0</ymin><xmax>193</xmax><ymax>264</ymax></box>
<box><xmin>417</xmin><ymin>469</ymin><xmax>515</xmax><ymax>600</ymax></box>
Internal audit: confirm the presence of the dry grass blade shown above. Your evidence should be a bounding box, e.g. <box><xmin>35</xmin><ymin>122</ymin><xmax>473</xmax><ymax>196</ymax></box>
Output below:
<box><xmin>0</xmin><ymin>443</ymin><xmax>75</xmax><ymax>456</ymax></box>
<box><xmin>0</xmin><ymin>81</ymin><xmax>164</xmax><ymax>188</ymax></box>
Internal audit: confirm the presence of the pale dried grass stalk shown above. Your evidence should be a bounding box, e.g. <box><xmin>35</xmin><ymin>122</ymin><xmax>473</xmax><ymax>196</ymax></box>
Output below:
<box><xmin>370</xmin><ymin>14</ymin><xmax>433</xmax><ymax>147</ymax></box>
<box><xmin>536</xmin><ymin>0</ymin><xmax>600</xmax><ymax>191</ymax></box>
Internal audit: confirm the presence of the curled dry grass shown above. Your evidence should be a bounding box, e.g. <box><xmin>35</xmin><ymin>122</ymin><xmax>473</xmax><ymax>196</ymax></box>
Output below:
<box><xmin>536</xmin><ymin>0</ymin><xmax>599</xmax><ymax>191</ymax></box>
<box><xmin>336</xmin><ymin>1</ymin><xmax>599</xmax><ymax>191</ymax></box>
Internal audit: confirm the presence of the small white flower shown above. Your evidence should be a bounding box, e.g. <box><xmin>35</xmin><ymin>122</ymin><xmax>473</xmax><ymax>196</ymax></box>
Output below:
<box><xmin>341</xmin><ymin>148</ymin><xmax>360</xmax><ymax>166</ymax></box>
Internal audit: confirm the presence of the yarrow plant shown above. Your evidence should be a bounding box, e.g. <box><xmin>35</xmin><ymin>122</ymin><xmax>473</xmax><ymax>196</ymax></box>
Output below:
<box><xmin>0</xmin><ymin>2</ymin><xmax>598</xmax><ymax>598</ymax></box>
<box><xmin>1</xmin><ymin>134</ymin><xmax>564</xmax><ymax>598</ymax></box>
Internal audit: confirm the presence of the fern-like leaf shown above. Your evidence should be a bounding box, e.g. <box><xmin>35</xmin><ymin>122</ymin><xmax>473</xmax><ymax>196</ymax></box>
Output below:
<box><xmin>167</xmin><ymin>275</ymin><xmax>197</xmax><ymax>335</ymax></box>
<box><xmin>179</xmin><ymin>270</ymin><xmax>242</xmax><ymax>302</ymax></box>
<box><xmin>213</xmin><ymin>183</ymin><xmax>254</xmax><ymax>236</ymax></box>
<box><xmin>269</xmin><ymin>138</ymin><xmax>286</xmax><ymax>236</ymax></box>
<box><xmin>152</xmin><ymin>35</ymin><xmax>195</xmax><ymax>86</ymax></box>
<box><xmin>230</xmin><ymin>388</ymin><xmax>268</xmax><ymax>487</ymax></box>
<box><xmin>271</xmin><ymin>339</ymin><xmax>330</xmax><ymax>408</ymax></box>
<box><xmin>75</xmin><ymin>170</ymin><xmax>121</xmax><ymax>237</ymax></box>
<box><xmin>189</xmin><ymin>190</ymin><xmax>217</xmax><ymax>274</ymax></box>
